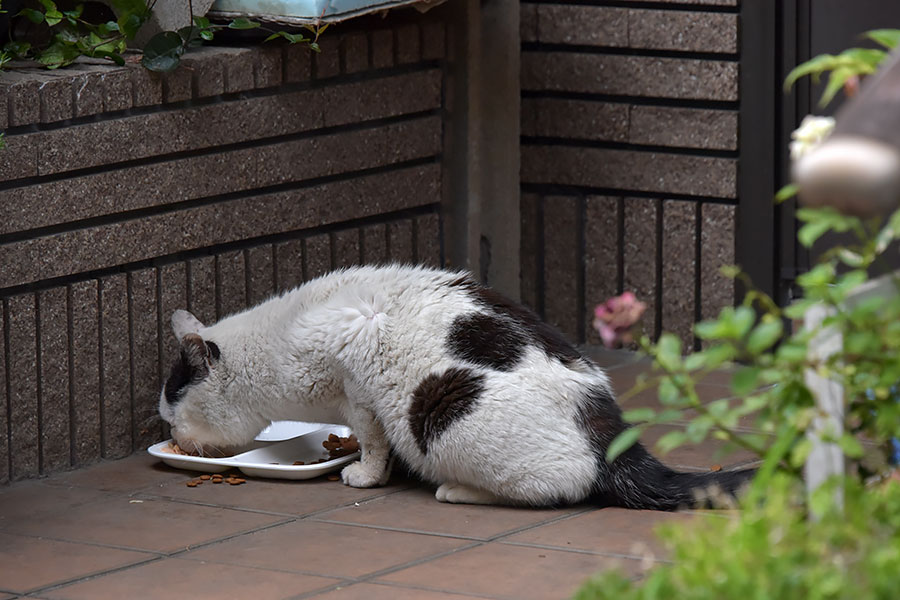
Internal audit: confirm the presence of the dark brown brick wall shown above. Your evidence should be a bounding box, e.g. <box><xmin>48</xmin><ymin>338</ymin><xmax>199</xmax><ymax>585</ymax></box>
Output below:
<box><xmin>521</xmin><ymin>0</ymin><xmax>739</xmax><ymax>348</ymax></box>
<box><xmin>0</xmin><ymin>18</ymin><xmax>447</xmax><ymax>483</ymax></box>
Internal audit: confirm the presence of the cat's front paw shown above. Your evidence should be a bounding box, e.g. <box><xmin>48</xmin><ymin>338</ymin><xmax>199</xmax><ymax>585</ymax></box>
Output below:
<box><xmin>340</xmin><ymin>460</ymin><xmax>384</xmax><ymax>488</ymax></box>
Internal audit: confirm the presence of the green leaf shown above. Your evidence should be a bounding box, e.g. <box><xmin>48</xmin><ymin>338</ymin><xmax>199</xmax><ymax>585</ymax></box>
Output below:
<box><xmin>719</xmin><ymin>264</ymin><xmax>740</xmax><ymax>279</ymax></box>
<box><xmin>140</xmin><ymin>31</ymin><xmax>184</xmax><ymax>72</ymax></box>
<box><xmin>788</xmin><ymin>437</ymin><xmax>813</xmax><ymax>468</ymax></box>
<box><xmin>837</xmin><ymin>248</ymin><xmax>865</xmax><ymax>268</ymax></box>
<box><xmin>837</xmin><ymin>433</ymin><xmax>864</xmax><ymax>458</ymax></box>
<box><xmin>178</xmin><ymin>25</ymin><xmax>204</xmax><ymax>46</ymax></box>
<box><xmin>193</xmin><ymin>15</ymin><xmax>210</xmax><ymax>28</ymax></box>
<box><xmin>263</xmin><ymin>30</ymin><xmax>310</xmax><ymax>44</ymax></box>
<box><xmin>200</xmin><ymin>30</ymin><xmax>214</xmax><ymax>41</ymax></box>
<box><xmin>3</xmin><ymin>40</ymin><xmax>32</xmax><ymax>58</ymax></box>
<box><xmin>797</xmin><ymin>263</ymin><xmax>836</xmax><ymax>288</ymax></box>
<box><xmin>732</xmin><ymin>366</ymin><xmax>761</xmax><ymax>397</ymax></box>
<box><xmin>834</xmin><ymin>269</ymin><xmax>868</xmax><ymax>297</ymax></box>
<box><xmin>785</xmin><ymin>53</ymin><xmax>843</xmax><ymax>90</ymax></box>
<box><xmin>798</xmin><ymin>220</ymin><xmax>832</xmax><ymax>248</ymax></box>
<box><xmin>694</xmin><ymin>319</ymin><xmax>724</xmax><ymax>340</ymax></box>
<box><xmin>746</xmin><ymin>318</ymin><xmax>784</xmax><ymax>354</ymax></box>
<box><xmin>819</xmin><ymin>66</ymin><xmax>858</xmax><ymax>107</ymax></box>
<box><xmin>110</xmin><ymin>0</ymin><xmax>150</xmax><ymax>18</ymax></box>
<box><xmin>37</xmin><ymin>40</ymin><xmax>81</xmax><ymax>68</ymax></box>
<box><xmin>783</xmin><ymin>297</ymin><xmax>816</xmax><ymax>320</ymax></box>
<box><xmin>865</xmin><ymin>28</ymin><xmax>900</xmax><ymax>49</ymax></box>
<box><xmin>655</xmin><ymin>430</ymin><xmax>688</xmax><ymax>454</ymax></box>
<box><xmin>685</xmin><ymin>416</ymin><xmax>713</xmax><ymax>443</ymax></box>
<box><xmin>654</xmin><ymin>409</ymin><xmax>684</xmax><ymax>424</ymax></box>
<box><xmin>622</xmin><ymin>407</ymin><xmax>655</xmax><ymax>424</ymax></box>
<box><xmin>18</xmin><ymin>7</ymin><xmax>45</xmax><ymax>23</ymax></box>
<box><xmin>309</xmin><ymin>41</ymin><xmax>320</xmax><ymax>53</ymax></box>
<box><xmin>657</xmin><ymin>376</ymin><xmax>680</xmax><ymax>405</ymax></box>
<box><xmin>96</xmin><ymin>20</ymin><xmax>120</xmax><ymax>36</ymax></box>
<box><xmin>117</xmin><ymin>13</ymin><xmax>144</xmax><ymax>38</ymax></box>
<box><xmin>39</xmin><ymin>0</ymin><xmax>57</xmax><ymax>11</ymax></box>
<box><xmin>732</xmin><ymin>306</ymin><xmax>756</xmax><ymax>338</ymax></box>
<box><xmin>44</xmin><ymin>9</ymin><xmax>63</xmax><ymax>26</ymax></box>
<box><xmin>280</xmin><ymin>32</ymin><xmax>308</xmax><ymax>44</ymax></box>
<box><xmin>776</xmin><ymin>340</ymin><xmax>808</xmax><ymax>363</ymax></box>
<box><xmin>684</xmin><ymin>352</ymin><xmax>706</xmax><ymax>371</ymax></box>
<box><xmin>775</xmin><ymin>183</ymin><xmax>799</xmax><ymax>204</ymax></box>
<box><xmin>656</xmin><ymin>333</ymin><xmax>682</xmax><ymax>372</ymax></box>
<box><xmin>605</xmin><ymin>428</ymin><xmax>641</xmax><ymax>463</ymax></box>
<box><xmin>228</xmin><ymin>17</ymin><xmax>260</xmax><ymax>29</ymax></box>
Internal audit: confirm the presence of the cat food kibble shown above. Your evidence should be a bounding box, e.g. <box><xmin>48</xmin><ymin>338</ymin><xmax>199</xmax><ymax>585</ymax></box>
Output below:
<box><xmin>185</xmin><ymin>471</ymin><xmax>245</xmax><ymax>487</ymax></box>
<box><xmin>322</xmin><ymin>434</ymin><xmax>359</xmax><ymax>458</ymax></box>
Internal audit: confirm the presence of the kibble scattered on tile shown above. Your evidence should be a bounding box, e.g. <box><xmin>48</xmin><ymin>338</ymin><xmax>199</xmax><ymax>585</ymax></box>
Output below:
<box><xmin>184</xmin><ymin>471</ymin><xmax>245</xmax><ymax>487</ymax></box>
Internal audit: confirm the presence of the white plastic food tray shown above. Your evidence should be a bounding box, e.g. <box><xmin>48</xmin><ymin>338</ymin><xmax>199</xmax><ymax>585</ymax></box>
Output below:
<box><xmin>148</xmin><ymin>422</ymin><xmax>359</xmax><ymax>480</ymax></box>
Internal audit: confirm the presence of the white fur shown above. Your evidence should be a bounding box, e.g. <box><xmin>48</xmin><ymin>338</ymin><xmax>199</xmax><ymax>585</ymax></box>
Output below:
<box><xmin>158</xmin><ymin>265</ymin><xmax>612</xmax><ymax>506</ymax></box>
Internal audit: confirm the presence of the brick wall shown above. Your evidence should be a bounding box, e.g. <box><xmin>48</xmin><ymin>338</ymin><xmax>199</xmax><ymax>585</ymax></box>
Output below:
<box><xmin>0</xmin><ymin>18</ymin><xmax>447</xmax><ymax>482</ymax></box>
<box><xmin>519</xmin><ymin>0</ymin><xmax>739</xmax><ymax>348</ymax></box>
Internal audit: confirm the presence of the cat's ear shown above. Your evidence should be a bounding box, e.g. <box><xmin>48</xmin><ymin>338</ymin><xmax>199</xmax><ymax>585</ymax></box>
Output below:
<box><xmin>180</xmin><ymin>333</ymin><xmax>214</xmax><ymax>375</ymax></box>
<box><xmin>172</xmin><ymin>309</ymin><xmax>204</xmax><ymax>340</ymax></box>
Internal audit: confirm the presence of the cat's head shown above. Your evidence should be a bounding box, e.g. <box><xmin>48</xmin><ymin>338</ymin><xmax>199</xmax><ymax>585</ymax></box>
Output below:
<box><xmin>158</xmin><ymin>310</ymin><xmax>266</xmax><ymax>455</ymax></box>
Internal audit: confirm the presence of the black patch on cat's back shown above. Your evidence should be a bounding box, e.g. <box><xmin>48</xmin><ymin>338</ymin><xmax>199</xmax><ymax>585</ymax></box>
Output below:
<box><xmin>451</xmin><ymin>276</ymin><xmax>582</xmax><ymax>365</ymax></box>
<box><xmin>409</xmin><ymin>367</ymin><xmax>485</xmax><ymax>454</ymax></box>
<box><xmin>575</xmin><ymin>385</ymin><xmax>626</xmax><ymax>456</ymax></box>
<box><xmin>447</xmin><ymin>312</ymin><xmax>527</xmax><ymax>371</ymax></box>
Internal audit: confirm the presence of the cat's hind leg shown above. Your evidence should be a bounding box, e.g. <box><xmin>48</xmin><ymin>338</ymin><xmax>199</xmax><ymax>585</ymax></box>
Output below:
<box><xmin>435</xmin><ymin>482</ymin><xmax>504</xmax><ymax>505</ymax></box>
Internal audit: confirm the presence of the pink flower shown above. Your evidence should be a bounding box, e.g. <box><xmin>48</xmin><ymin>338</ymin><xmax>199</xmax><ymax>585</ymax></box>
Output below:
<box><xmin>593</xmin><ymin>292</ymin><xmax>647</xmax><ymax>348</ymax></box>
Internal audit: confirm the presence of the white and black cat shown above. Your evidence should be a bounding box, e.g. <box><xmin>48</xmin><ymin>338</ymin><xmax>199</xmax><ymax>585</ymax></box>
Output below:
<box><xmin>159</xmin><ymin>264</ymin><xmax>752</xmax><ymax>510</ymax></box>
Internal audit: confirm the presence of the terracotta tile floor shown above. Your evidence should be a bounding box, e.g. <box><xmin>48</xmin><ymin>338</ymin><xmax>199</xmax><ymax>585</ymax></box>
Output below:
<box><xmin>0</xmin><ymin>350</ymin><xmax>757</xmax><ymax>600</ymax></box>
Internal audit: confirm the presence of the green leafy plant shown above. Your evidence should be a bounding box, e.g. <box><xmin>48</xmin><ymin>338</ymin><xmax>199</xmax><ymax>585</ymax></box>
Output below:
<box><xmin>585</xmin><ymin>202</ymin><xmax>900</xmax><ymax>600</ymax></box>
<box><xmin>6</xmin><ymin>0</ymin><xmax>151</xmax><ymax>68</ymax></box>
<box><xmin>1</xmin><ymin>0</ymin><xmax>329</xmax><ymax>72</ymax></box>
<box><xmin>141</xmin><ymin>13</ymin><xmax>328</xmax><ymax>72</ymax></box>
<box><xmin>607</xmin><ymin>204</ymin><xmax>900</xmax><ymax>485</ymax></box>
<box><xmin>575</xmin><ymin>474</ymin><xmax>900</xmax><ymax>600</ymax></box>
<box><xmin>784</xmin><ymin>28</ymin><xmax>900</xmax><ymax>106</ymax></box>
<box><xmin>581</xmin><ymin>29</ymin><xmax>900</xmax><ymax>598</ymax></box>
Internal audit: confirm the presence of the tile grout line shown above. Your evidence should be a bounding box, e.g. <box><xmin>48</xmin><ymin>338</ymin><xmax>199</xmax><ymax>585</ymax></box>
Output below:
<box><xmin>288</xmin><ymin>540</ymin><xmax>486</xmax><ymax>600</ymax></box>
<box><xmin>131</xmin><ymin>481</ymin><xmax>417</xmax><ymax>520</ymax></box>
<box><xmin>294</xmin><ymin>579</ymin><xmax>510</xmax><ymax>600</ymax></box>
<box><xmin>496</xmin><ymin>539</ymin><xmax>675</xmax><ymax>564</ymax></box>
<box><xmin>20</xmin><ymin>555</ymin><xmax>165</xmax><ymax>597</ymax></box>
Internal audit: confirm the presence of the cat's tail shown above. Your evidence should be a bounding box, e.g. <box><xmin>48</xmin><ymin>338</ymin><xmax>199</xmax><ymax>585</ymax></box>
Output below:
<box><xmin>596</xmin><ymin>438</ymin><xmax>755</xmax><ymax>511</ymax></box>
<box><xmin>580</xmin><ymin>385</ymin><xmax>755</xmax><ymax>511</ymax></box>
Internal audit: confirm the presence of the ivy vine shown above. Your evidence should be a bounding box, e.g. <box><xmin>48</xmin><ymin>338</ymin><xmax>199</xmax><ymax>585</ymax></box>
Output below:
<box><xmin>0</xmin><ymin>0</ymin><xmax>326</xmax><ymax>72</ymax></box>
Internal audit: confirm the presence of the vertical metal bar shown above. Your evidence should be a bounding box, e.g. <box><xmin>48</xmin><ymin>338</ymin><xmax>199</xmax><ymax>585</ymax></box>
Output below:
<box><xmin>736</xmin><ymin>0</ymin><xmax>778</xmax><ymax>300</ymax></box>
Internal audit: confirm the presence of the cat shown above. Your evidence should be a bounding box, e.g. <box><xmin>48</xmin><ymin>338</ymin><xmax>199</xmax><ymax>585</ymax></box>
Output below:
<box><xmin>158</xmin><ymin>264</ymin><xmax>753</xmax><ymax>510</ymax></box>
